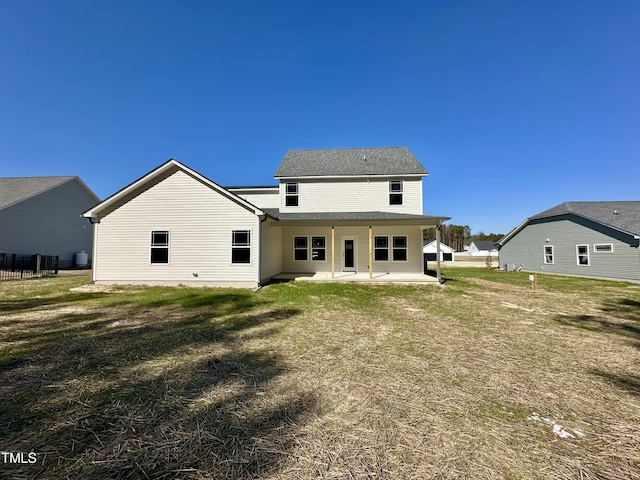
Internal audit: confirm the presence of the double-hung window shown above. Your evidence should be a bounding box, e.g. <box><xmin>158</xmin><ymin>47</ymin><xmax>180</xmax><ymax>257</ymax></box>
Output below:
<box><xmin>150</xmin><ymin>230</ymin><xmax>169</xmax><ymax>264</ymax></box>
<box><xmin>389</xmin><ymin>181</ymin><xmax>403</xmax><ymax>205</ymax></box>
<box><xmin>576</xmin><ymin>244</ymin><xmax>590</xmax><ymax>266</ymax></box>
<box><xmin>374</xmin><ymin>236</ymin><xmax>389</xmax><ymax>261</ymax></box>
<box><xmin>285</xmin><ymin>182</ymin><xmax>299</xmax><ymax>206</ymax></box>
<box><xmin>294</xmin><ymin>236</ymin><xmax>308</xmax><ymax>261</ymax></box>
<box><xmin>232</xmin><ymin>230</ymin><xmax>251</xmax><ymax>264</ymax></box>
<box><xmin>311</xmin><ymin>236</ymin><xmax>326</xmax><ymax>261</ymax></box>
<box><xmin>544</xmin><ymin>245</ymin><xmax>554</xmax><ymax>264</ymax></box>
<box><xmin>392</xmin><ymin>236</ymin><xmax>408</xmax><ymax>261</ymax></box>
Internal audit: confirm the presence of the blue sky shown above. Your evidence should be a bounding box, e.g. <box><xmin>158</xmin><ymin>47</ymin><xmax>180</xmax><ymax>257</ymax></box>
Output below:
<box><xmin>2</xmin><ymin>1</ymin><xmax>638</xmax><ymax>235</ymax></box>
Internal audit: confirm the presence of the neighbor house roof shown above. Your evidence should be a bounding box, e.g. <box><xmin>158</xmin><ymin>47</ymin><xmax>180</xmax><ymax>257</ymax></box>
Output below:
<box><xmin>471</xmin><ymin>240</ymin><xmax>498</xmax><ymax>251</ymax></box>
<box><xmin>499</xmin><ymin>201</ymin><xmax>640</xmax><ymax>245</ymax></box>
<box><xmin>274</xmin><ymin>147</ymin><xmax>428</xmax><ymax>178</ymax></box>
<box><xmin>423</xmin><ymin>240</ymin><xmax>456</xmax><ymax>252</ymax></box>
<box><xmin>0</xmin><ymin>176</ymin><xmax>99</xmax><ymax>211</ymax></box>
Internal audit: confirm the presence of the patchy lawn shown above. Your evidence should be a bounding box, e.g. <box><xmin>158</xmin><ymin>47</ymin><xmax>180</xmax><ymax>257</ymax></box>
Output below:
<box><xmin>1</xmin><ymin>269</ymin><xmax>639</xmax><ymax>479</ymax></box>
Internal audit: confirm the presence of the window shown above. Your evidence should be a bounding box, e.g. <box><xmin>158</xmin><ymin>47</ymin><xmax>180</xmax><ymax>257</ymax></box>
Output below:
<box><xmin>544</xmin><ymin>245</ymin><xmax>554</xmax><ymax>264</ymax></box>
<box><xmin>232</xmin><ymin>230</ymin><xmax>251</xmax><ymax>264</ymax></box>
<box><xmin>374</xmin><ymin>236</ymin><xmax>389</xmax><ymax>261</ymax></box>
<box><xmin>392</xmin><ymin>236</ymin><xmax>408</xmax><ymax>261</ymax></box>
<box><xmin>576</xmin><ymin>244</ymin><xmax>590</xmax><ymax>266</ymax></box>
<box><xmin>594</xmin><ymin>244</ymin><xmax>613</xmax><ymax>253</ymax></box>
<box><xmin>285</xmin><ymin>182</ymin><xmax>299</xmax><ymax>206</ymax></box>
<box><xmin>389</xmin><ymin>181</ymin><xmax>403</xmax><ymax>205</ymax></box>
<box><xmin>294</xmin><ymin>236</ymin><xmax>308</xmax><ymax>261</ymax></box>
<box><xmin>150</xmin><ymin>230</ymin><xmax>169</xmax><ymax>264</ymax></box>
<box><xmin>311</xmin><ymin>236</ymin><xmax>326</xmax><ymax>261</ymax></box>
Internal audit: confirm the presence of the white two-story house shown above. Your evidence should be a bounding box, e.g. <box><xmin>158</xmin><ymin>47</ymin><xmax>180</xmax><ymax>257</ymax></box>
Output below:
<box><xmin>83</xmin><ymin>147</ymin><xmax>449</xmax><ymax>287</ymax></box>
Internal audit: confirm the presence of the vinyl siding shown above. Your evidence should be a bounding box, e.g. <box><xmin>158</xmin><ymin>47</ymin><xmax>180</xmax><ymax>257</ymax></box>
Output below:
<box><xmin>93</xmin><ymin>169</ymin><xmax>260</xmax><ymax>286</ymax></box>
<box><xmin>499</xmin><ymin>216</ymin><xmax>640</xmax><ymax>282</ymax></box>
<box><xmin>259</xmin><ymin>218</ymin><xmax>282</xmax><ymax>282</ymax></box>
<box><xmin>279</xmin><ymin>224</ymin><xmax>424</xmax><ymax>274</ymax></box>
<box><xmin>0</xmin><ymin>180</ymin><xmax>97</xmax><ymax>268</ymax></box>
<box><xmin>232</xmin><ymin>190</ymin><xmax>280</xmax><ymax>209</ymax></box>
<box><xmin>279</xmin><ymin>177</ymin><xmax>423</xmax><ymax>214</ymax></box>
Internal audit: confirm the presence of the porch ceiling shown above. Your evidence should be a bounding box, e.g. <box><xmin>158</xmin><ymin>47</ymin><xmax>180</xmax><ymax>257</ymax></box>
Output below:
<box><xmin>263</xmin><ymin>209</ymin><xmax>449</xmax><ymax>227</ymax></box>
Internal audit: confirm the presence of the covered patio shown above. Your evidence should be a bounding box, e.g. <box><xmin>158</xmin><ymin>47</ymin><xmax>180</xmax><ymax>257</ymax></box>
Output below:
<box><xmin>264</xmin><ymin>210</ymin><xmax>451</xmax><ymax>283</ymax></box>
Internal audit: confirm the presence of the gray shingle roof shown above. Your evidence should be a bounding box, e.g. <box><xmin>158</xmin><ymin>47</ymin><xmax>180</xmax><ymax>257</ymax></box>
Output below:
<box><xmin>531</xmin><ymin>201</ymin><xmax>640</xmax><ymax>236</ymax></box>
<box><xmin>500</xmin><ymin>201</ymin><xmax>640</xmax><ymax>245</ymax></box>
<box><xmin>274</xmin><ymin>147</ymin><xmax>428</xmax><ymax>177</ymax></box>
<box><xmin>471</xmin><ymin>240</ymin><xmax>498</xmax><ymax>251</ymax></box>
<box><xmin>0</xmin><ymin>176</ymin><xmax>77</xmax><ymax>210</ymax></box>
<box><xmin>261</xmin><ymin>208</ymin><xmax>448</xmax><ymax>224</ymax></box>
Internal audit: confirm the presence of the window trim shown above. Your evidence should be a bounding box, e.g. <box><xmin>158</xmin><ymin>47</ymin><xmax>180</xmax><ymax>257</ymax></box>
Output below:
<box><xmin>150</xmin><ymin>230</ymin><xmax>170</xmax><ymax>265</ymax></box>
<box><xmin>285</xmin><ymin>182</ymin><xmax>299</xmax><ymax>207</ymax></box>
<box><xmin>593</xmin><ymin>243</ymin><xmax>613</xmax><ymax>253</ymax></box>
<box><xmin>392</xmin><ymin>235</ymin><xmax>408</xmax><ymax>262</ymax></box>
<box><xmin>374</xmin><ymin>235</ymin><xmax>389</xmax><ymax>262</ymax></box>
<box><xmin>231</xmin><ymin>230</ymin><xmax>251</xmax><ymax>264</ymax></box>
<box><xmin>543</xmin><ymin>245</ymin><xmax>554</xmax><ymax>265</ymax></box>
<box><xmin>389</xmin><ymin>180</ymin><xmax>403</xmax><ymax>205</ymax></box>
<box><xmin>293</xmin><ymin>236</ymin><xmax>308</xmax><ymax>261</ymax></box>
<box><xmin>576</xmin><ymin>244</ymin><xmax>590</xmax><ymax>266</ymax></box>
<box><xmin>311</xmin><ymin>236</ymin><xmax>326</xmax><ymax>261</ymax></box>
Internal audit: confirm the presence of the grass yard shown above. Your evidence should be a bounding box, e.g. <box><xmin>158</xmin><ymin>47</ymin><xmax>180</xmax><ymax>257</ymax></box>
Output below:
<box><xmin>1</xmin><ymin>269</ymin><xmax>639</xmax><ymax>479</ymax></box>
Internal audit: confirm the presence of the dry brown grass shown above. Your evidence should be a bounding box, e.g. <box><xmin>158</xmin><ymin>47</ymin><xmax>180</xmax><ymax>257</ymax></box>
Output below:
<box><xmin>1</xmin><ymin>270</ymin><xmax>639</xmax><ymax>479</ymax></box>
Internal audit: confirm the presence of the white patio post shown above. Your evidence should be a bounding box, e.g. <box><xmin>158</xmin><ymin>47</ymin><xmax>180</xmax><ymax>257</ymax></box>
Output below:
<box><xmin>331</xmin><ymin>226</ymin><xmax>335</xmax><ymax>278</ymax></box>
<box><xmin>436</xmin><ymin>222</ymin><xmax>442</xmax><ymax>283</ymax></box>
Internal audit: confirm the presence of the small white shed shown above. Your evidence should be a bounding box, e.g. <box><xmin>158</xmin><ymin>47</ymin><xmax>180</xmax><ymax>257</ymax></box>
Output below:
<box><xmin>423</xmin><ymin>240</ymin><xmax>455</xmax><ymax>262</ymax></box>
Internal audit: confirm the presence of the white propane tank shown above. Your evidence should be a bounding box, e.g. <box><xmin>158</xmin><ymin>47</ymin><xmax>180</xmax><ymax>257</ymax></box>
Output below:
<box><xmin>75</xmin><ymin>251</ymin><xmax>89</xmax><ymax>267</ymax></box>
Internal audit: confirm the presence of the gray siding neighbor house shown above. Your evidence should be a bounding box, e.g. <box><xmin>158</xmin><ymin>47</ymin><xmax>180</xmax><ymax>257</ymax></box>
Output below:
<box><xmin>497</xmin><ymin>201</ymin><xmax>640</xmax><ymax>282</ymax></box>
<box><xmin>0</xmin><ymin>176</ymin><xmax>100</xmax><ymax>268</ymax></box>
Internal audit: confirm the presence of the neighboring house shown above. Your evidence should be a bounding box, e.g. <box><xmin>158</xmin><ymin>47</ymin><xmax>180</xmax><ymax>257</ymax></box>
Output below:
<box><xmin>423</xmin><ymin>240</ymin><xmax>455</xmax><ymax>262</ymax></box>
<box><xmin>83</xmin><ymin>147</ymin><xmax>450</xmax><ymax>287</ymax></box>
<box><xmin>497</xmin><ymin>201</ymin><xmax>640</xmax><ymax>282</ymax></box>
<box><xmin>460</xmin><ymin>240</ymin><xmax>498</xmax><ymax>257</ymax></box>
<box><xmin>0</xmin><ymin>176</ymin><xmax>100</xmax><ymax>268</ymax></box>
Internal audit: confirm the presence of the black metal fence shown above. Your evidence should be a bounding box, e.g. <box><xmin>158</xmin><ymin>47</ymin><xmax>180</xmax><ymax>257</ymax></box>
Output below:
<box><xmin>0</xmin><ymin>253</ymin><xmax>59</xmax><ymax>281</ymax></box>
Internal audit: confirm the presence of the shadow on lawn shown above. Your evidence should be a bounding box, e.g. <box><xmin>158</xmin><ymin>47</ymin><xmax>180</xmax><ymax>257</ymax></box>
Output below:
<box><xmin>554</xmin><ymin>297</ymin><xmax>640</xmax><ymax>342</ymax></box>
<box><xmin>1</xmin><ymin>288</ymin><xmax>314</xmax><ymax>479</ymax></box>
<box><xmin>554</xmin><ymin>296</ymin><xmax>640</xmax><ymax>399</ymax></box>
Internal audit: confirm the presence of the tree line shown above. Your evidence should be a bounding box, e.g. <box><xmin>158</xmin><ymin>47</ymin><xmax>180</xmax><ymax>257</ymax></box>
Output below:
<box><xmin>423</xmin><ymin>224</ymin><xmax>504</xmax><ymax>252</ymax></box>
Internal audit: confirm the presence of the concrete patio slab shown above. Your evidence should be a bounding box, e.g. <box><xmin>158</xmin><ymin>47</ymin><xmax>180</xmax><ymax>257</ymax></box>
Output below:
<box><xmin>271</xmin><ymin>272</ymin><xmax>441</xmax><ymax>284</ymax></box>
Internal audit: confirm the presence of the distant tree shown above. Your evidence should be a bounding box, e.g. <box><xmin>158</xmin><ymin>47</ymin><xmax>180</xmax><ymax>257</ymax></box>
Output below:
<box><xmin>423</xmin><ymin>224</ymin><xmax>471</xmax><ymax>251</ymax></box>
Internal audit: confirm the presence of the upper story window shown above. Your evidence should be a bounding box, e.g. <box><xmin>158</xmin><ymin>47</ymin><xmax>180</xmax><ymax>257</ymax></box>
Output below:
<box><xmin>150</xmin><ymin>230</ymin><xmax>169</xmax><ymax>264</ymax></box>
<box><xmin>231</xmin><ymin>230</ymin><xmax>251</xmax><ymax>264</ymax></box>
<box><xmin>389</xmin><ymin>181</ymin><xmax>403</xmax><ymax>205</ymax></box>
<box><xmin>285</xmin><ymin>182</ymin><xmax>299</xmax><ymax>206</ymax></box>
